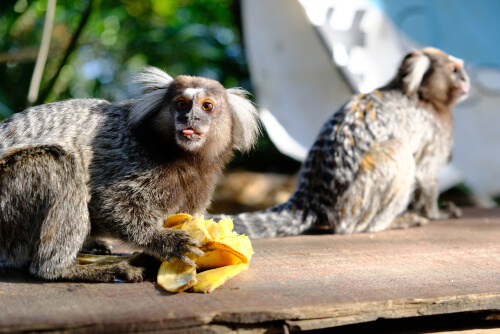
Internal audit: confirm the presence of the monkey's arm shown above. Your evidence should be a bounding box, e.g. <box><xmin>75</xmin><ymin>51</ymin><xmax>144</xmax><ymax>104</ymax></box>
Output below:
<box><xmin>411</xmin><ymin>140</ymin><xmax>461</xmax><ymax>220</ymax></box>
<box><xmin>112</xmin><ymin>213</ymin><xmax>204</xmax><ymax>266</ymax></box>
<box><xmin>410</xmin><ymin>176</ymin><xmax>441</xmax><ymax>219</ymax></box>
<box><xmin>411</xmin><ymin>174</ymin><xmax>461</xmax><ymax>220</ymax></box>
<box><xmin>90</xmin><ymin>176</ymin><xmax>204</xmax><ymax>266</ymax></box>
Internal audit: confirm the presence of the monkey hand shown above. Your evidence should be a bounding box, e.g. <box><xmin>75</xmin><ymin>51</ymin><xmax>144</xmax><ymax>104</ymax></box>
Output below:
<box><xmin>147</xmin><ymin>228</ymin><xmax>204</xmax><ymax>267</ymax></box>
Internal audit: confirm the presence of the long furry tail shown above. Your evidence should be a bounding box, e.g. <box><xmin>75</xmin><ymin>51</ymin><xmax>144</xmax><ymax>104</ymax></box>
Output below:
<box><xmin>208</xmin><ymin>198</ymin><xmax>317</xmax><ymax>239</ymax></box>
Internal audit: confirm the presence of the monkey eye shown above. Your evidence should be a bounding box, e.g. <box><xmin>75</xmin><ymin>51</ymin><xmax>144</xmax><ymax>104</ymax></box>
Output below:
<box><xmin>202</xmin><ymin>102</ymin><xmax>213</xmax><ymax>112</ymax></box>
<box><xmin>449</xmin><ymin>66</ymin><xmax>457</xmax><ymax>73</ymax></box>
<box><xmin>176</xmin><ymin>100</ymin><xmax>187</xmax><ymax>109</ymax></box>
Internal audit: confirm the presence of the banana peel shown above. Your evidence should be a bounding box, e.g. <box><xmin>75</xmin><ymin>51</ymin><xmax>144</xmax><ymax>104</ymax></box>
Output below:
<box><xmin>74</xmin><ymin>214</ymin><xmax>253</xmax><ymax>293</ymax></box>
<box><xmin>157</xmin><ymin>214</ymin><xmax>253</xmax><ymax>293</ymax></box>
<box><xmin>156</xmin><ymin>258</ymin><xmax>197</xmax><ymax>293</ymax></box>
<box><xmin>76</xmin><ymin>253</ymin><xmax>134</xmax><ymax>265</ymax></box>
<box><xmin>163</xmin><ymin>213</ymin><xmax>192</xmax><ymax>228</ymax></box>
<box><xmin>198</xmin><ymin>240</ymin><xmax>249</xmax><ymax>269</ymax></box>
<box><xmin>191</xmin><ymin>264</ymin><xmax>248</xmax><ymax>293</ymax></box>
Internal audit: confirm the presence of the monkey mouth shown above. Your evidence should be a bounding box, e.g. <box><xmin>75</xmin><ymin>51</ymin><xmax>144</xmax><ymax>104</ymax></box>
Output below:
<box><xmin>456</xmin><ymin>84</ymin><xmax>470</xmax><ymax>96</ymax></box>
<box><xmin>454</xmin><ymin>84</ymin><xmax>470</xmax><ymax>103</ymax></box>
<box><xmin>181</xmin><ymin>128</ymin><xmax>204</xmax><ymax>141</ymax></box>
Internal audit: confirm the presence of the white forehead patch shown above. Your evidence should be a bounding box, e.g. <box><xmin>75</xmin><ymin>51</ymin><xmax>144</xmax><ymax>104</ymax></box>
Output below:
<box><xmin>449</xmin><ymin>55</ymin><xmax>464</xmax><ymax>66</ymax></box>
<box><xmin>182</xmin><ymin>88</ymin><xmax>205</xmax><ymax>99</ymax></box>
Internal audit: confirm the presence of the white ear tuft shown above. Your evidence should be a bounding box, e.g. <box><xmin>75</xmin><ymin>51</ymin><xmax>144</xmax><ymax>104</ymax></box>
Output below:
<box><xmin>404</xmin><ymin>53</ymin><xmax>431</xmax><ymax>94</ymax></box>
<box><xmin>129</xmin><ymin>89</ymin><xmax>168</xmax><ymax>129</ymax></box>
<box><xmin>226</xmin><ymin>88</ymin><xmax>260</xmax><ymax>152</ymax></box>
<box><xmin>128</xmin><ymin>67</ymin><xmax>174</xmax><ymax>129</ymax></box>
<box><xmin>131</xmin><ymin>66</ymin><xmax>174</xmax><ymax>95</ymax></box>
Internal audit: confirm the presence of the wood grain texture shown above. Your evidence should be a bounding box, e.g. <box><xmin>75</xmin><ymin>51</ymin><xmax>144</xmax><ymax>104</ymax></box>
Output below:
<box><xmin>1</xmin><ymin>208</ymin><xmax>500</xmax><ymax>333</ymax></box>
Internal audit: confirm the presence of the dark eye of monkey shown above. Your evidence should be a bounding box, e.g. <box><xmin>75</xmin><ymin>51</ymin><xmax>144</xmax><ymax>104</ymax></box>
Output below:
<box><xmin>202</xmin><ymin>102</ymin><xmax>213</xmax><ymax>112</ymax></box>
<box><xmin>449</xmin><ymin>66</ymin><xmax>457</xmax><ymax>73</ymax></box>
<box><xmin>176</xmin><ymin>100</ymin><xmax>187</xmax><ymax>109</ymax></box>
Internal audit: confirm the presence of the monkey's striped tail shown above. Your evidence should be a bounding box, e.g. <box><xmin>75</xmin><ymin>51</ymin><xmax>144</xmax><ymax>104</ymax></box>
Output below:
<box><xmin>208</xmin><ymin>199</ymin><xmax>318</xmax><ymax>239</ymax></box>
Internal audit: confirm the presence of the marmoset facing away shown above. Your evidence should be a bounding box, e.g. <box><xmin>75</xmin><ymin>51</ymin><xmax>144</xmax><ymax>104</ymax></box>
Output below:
<box><xmin>212</xmin><ymin>47</ymin><xmax>469</xmax><ymax>238</ymax></box>
<box><xmin>0</xmin><ymin>67</ymin><xmax>259</xmax><ymax>282</ymax></box>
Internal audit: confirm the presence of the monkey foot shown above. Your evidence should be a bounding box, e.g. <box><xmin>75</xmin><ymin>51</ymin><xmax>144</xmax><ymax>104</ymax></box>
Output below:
<box><xmin>390</xmin><ymin>212</ymin><xmax>429</xmax><ymax>230</ymax></box>
<box><xmin>81</xmin><ymin>238</ymin><xmax>113</xmax><ymax>254</ymax></box>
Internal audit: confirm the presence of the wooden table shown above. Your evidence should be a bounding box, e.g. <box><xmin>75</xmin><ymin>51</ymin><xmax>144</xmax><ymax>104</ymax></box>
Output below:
<box><xmin>1</xmin><ymin>208</ymin><xmax>500</xmax><ymax>333</ymax></box>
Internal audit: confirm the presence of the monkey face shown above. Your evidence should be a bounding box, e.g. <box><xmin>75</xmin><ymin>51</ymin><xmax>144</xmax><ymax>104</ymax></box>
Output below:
<box><xmin>173</xmin><ymin>90</ymin><xmax>216</xmax><ymax>151</ymax></box>
<box><xmin>167</xmin><ymin>77</ymin><xmax>232</xmax><ymax>153</ymax></box>
<box><xmin>446</xmin><ymin>56</ymin><xmax>470</xmax><ymax>104</ymax></box>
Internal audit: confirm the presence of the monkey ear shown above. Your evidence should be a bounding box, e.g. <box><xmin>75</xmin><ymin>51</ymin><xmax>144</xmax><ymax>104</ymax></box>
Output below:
<box><xmin>401</xmin><ymin>50</ymin><xmax>431</xmax><ymax>95</ymax></box>
<box><xmin>128</xmin><ymin>67</ymin><xmax>174</xmax><ymax>129</ymax></box>
<box><xmin>226</xmin><ymin>88</ymin><xmax>260</xmax><ymax>152</ymax></box>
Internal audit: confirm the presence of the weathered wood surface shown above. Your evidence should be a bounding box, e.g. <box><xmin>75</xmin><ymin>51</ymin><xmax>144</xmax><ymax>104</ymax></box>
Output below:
<box><xmin>1</xmin><ymin>208</ymin><xmax>500</xmax><ymax>333</ymax></box>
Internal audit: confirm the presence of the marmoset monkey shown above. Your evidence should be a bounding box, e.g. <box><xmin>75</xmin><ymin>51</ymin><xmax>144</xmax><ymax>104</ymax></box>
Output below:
<box><xmin>0</xmin><ymin>67</ymin><xmax>259</xmax><ymax>282</ymax></box>
<box><xmin>212</xmin><ymin>47</ymin><xmax>469</xmax><ymax>238</ymax></box>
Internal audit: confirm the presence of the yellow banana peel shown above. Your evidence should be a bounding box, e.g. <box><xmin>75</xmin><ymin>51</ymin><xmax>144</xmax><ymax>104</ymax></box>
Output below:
<box><xmin>158</xmin><ymin>214</ymin><xmax>253</xmax><ymax>293</ymax></box>
<box><xmin>157</xmin><ymin>258</ymin><xmax>197</xmax><ymax>293</ymax></box>
<box><xmin>163</xmin><ymin>213</ymin><xmax>192</xmax><ymax>228</ymax></box>
<box><xmin>169</xmin><ymin>216</ymin><xmax>212</xmax><ymax>244</ymax></box>
<box><xmin>76</xmin><ymin>253</ymin><xmax>133</xmax><ymax>265</ymax></box>
<box><xmin>191</xmin><ymin>264</ymin><xmax>249</xmax><ymax>293</ymax></box>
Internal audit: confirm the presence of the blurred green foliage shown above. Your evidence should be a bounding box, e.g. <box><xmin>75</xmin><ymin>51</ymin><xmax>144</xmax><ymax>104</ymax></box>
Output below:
<box><xmin>0</xmin><ymin>0</ymin><xmax>301</xmax><ymax>173</ymax></box>
<box><xmin>0</xmin><ymin>0</ymin><xmax>247</xmax><ymax>112</ymax></box>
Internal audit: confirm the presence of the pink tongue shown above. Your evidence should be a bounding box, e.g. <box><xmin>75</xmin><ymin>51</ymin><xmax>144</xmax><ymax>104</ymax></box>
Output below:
<box><xmin>183</xmin><ymin>129</ymin><xmax>195</xmax><ymax>135</ymax></box>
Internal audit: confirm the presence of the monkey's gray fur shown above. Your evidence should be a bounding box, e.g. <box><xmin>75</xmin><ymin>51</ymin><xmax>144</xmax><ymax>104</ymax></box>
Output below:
<box><xmin>0</xmin><ymin>67</ymin><xmax>260</xmax><ymax>282</ymax></box>
<box><xmin>211</xmin><ymin>47</ymin><xmax>469</xmax><ymax>239</ymax></box>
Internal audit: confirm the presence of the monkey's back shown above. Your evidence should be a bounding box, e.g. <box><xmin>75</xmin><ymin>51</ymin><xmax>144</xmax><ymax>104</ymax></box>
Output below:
<box><xmin>295</xmin><ymin>88</ymin><xmax>452</xmax><ymax>232</ymax></box>
<box><xmin>0</xmin><ymin>99</ymin><xmax>113</xmax><ymax>174</ymax></box>
<box><xmin>0</xmin><ymin>99</ymin><xmax>112</xmax><ymax>267</ymax></box>
<box><xmin>292</xmin><ymin>91</ymin><xmax>408</xmax><ymax>215</ymax></box>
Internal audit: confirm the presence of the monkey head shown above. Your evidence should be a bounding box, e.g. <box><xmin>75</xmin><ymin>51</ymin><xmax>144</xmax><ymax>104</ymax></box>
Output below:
<box><xmin>390</xmin><ymin>47</ymin><xmax>470</xmax><ymax>109</ymax></box>
<box><xmin>166</xmin><ymin>76</ymin><xmax>232</xmax><ymax>153</ymax></box>
<box><xmin>128</xmin><ymin>67</ymin><xmax>260</xmax><ymax>158</ymax></box>
<box><xmin>418</xmin><ymin>47</ymin><xmax>470</xmax><ymax>106</ymax></box>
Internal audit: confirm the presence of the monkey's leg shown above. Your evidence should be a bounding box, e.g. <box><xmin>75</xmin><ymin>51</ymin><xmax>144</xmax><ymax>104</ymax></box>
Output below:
<box><xmin>335</xmin><ymin>139</ymin><xmax>416</xmax><ymax>234</ymax></box>
<box><xmin>0</xmin><ymin>147</ymin><xmax>143</xmax><ymax>282</ymax></box>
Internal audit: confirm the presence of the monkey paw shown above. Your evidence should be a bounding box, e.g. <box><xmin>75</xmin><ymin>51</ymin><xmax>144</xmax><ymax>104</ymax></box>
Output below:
<box><xmin>81</xmin><ymin>238</ymin><xmax>113</xmax><ymax>254</ymax></box>
<box><xmin>153</xmin><ymin>229</ymin><xmax>204</xmax><ymax>267</ymax></box>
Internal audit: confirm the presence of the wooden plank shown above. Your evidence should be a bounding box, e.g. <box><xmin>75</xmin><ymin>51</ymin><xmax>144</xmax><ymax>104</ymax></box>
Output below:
<box><xmin>1</xmin><ymin>208</ymin><xmax>500</xmax><ymax>333</ymax></box>
<box><xmin>431</xmin><ymin>330</ymin><xmax>500</xmax><ymax>334</ymax></box>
